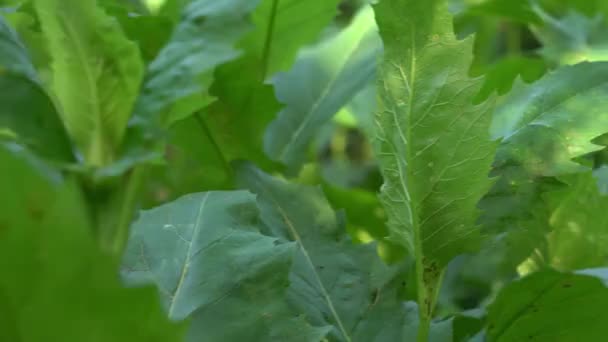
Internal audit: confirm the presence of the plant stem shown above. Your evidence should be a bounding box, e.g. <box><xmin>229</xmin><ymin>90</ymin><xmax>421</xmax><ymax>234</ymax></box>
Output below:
<box><xmin>194</xmin><ymin>112</ymin><xmax>234</xmax><ymax>181</ymax></box>
<box><xmin>415</xmin><ymin>257</ymin><xmax>445</xmax><ymax>342</ymax></box>
<box><xmin>111</xmin><ymin>165</ymin><xmax>145</xmax><ymax>256</ymax></box>
<box><xmin>260</xmin><ymin>0</ymin><xmax>279</xmax><ymax>79</ymax></box>
<box><xmin>415</xmin><ymin>257</ymin><xmax>431</xmax><ymax>342</ymax></box>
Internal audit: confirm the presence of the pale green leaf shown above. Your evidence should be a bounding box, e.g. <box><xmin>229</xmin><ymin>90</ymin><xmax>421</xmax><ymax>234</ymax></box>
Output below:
<box><xmin>34</xmin><ymin>0</ymin><xmax>143</xmax><ymax>166</ymax></box>
<box><xmin>492</xmin><ymin>62</ymin><xmax>608</xmax><ymax>176</ymax></box>
<box><xmin>264</xmin><ymin>6</ymin><xmax>381</xmax><ymax>171</ymax></box>
<box><xmin>545</xmin><ymin>172</ymin><xmax>608</xmax><ymax>270</ymax></box>
<box><xmin>373</xmin><ymin>0</ymin><xmax>497</xmax><ymax>266</ymax></box>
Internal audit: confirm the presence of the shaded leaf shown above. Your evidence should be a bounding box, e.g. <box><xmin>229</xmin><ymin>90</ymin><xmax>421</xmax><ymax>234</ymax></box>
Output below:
<box><xmin>122</xmin><ymin>190</ymin><xmax>330</xmax><ymax>341</ymax></box>
<box><xmin>264</xmin><ymin>6</ymin><xmax>381</xmax><ymax>171</ymax></box>
<box><xmin>0</xmin><ymin>15</ymin><xmax>72</xmax><ymax>161</ymax></box>
<box><xmin>238</xmin><ymin>163</ymin><xmax>412</xmax><ymax>342</ymax></box>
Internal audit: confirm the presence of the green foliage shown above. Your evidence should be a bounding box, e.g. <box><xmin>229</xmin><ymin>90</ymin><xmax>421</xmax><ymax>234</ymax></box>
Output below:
<box><xmin>487</xmin><ymin>269</ymin><xmax>608</xmax><ymax>341</ymax></box>
<box><xmin>0</xmin><ymin>144</ymin><xmax>184</xmax><ymax>341</ymax></box>
<box><xmin>34</xmin><ymin>0</ymin><xmax>144</xmax><ymax>166</ymax></box>
<box><xmin>265</xmin><ymin>6</ymin><xmax>381</xmax><ymax>171</ymax></box>
<box><xmin>3</xmin><ymin>0</ymin><xmax>608</xmax><ymax>341</ymax></box>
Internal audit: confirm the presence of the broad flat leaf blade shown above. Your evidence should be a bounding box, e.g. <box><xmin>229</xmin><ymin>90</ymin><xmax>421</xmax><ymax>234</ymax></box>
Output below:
<box><xmin>487</xmin><ymin>269</ymin><xmax>608</xmax><ymax>342</ymax></box>
<box><xmin>0</xmin><ymin>144</ymin><xmax>184</xmax><ymax>342</ymax></box>
<box><xmin>237</xmin><ymin>163</ymin><xmax>413</xmax><ymax>342</ymax></box>
<box><xmin>122</xmin><ymin>191</ymin><xmax>329</xmax><ymax>341</ymax></box>
<box><xmin>264</xmin><ymin>6</ymin><xmax>381</xmax><ymax>171</ymax></box>
<box><xmin>492</xmin><ymin>62</ymin><xmax>608</xmax><ymax>176</ymax></box>
<box><xmin>34</xmin><ymin>0</ymin><xmax>143</xmax><ymax>166</ymax></box>
<box><xmin>373</xmin><ymin>0</ymin><xmax>497</xmax><ymax>266</ymax></box>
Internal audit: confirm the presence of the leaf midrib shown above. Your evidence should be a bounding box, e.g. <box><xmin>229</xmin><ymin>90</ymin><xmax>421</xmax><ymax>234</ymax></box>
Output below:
<box><xmin>60</xmin><ymin>11</ymin><xmax>102</xmax><ymax>153</ymax></box>
<box><xmin>167</xmin><ymin>192</ymin><xmax>210</xmax><ymax>318</ymax></box>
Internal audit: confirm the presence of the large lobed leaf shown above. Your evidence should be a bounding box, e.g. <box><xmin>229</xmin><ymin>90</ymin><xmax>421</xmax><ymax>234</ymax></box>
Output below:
<box><xmin>237</xmin><ymin>164</ymin><xmax>412</xmax><ymax>342</ymax></box>
<box><xmin>124</xmin><ymin>164</ymin><xmax>415</xmax><ymax>341</ymax></box>
<box><xmin>373</xmin><ymin>0</ymin><xmax>497</xmax><ymax>267</ymax></box>
<box><xmin>34</xmin><ymin>0</ymin><xmax>143</xmax><ymax>166</ymax></box>
<box><xmin>0</xmin><ymin>144</ymin><xmax>184</xmax><ymax>341</ymax></box>
<box><xmin>492</xmin><ymin>62</ymin><xmax>608</xmax><ymax>176</ymax></box>
<box><xmin>122</xmin><ymin>191</ymin><xmax>329</xmax><ymax>341</ymax></box>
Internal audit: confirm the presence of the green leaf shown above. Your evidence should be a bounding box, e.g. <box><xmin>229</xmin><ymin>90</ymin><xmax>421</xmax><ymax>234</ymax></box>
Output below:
<box><xmin>486</xmin><ymin>269</ymin><xmax>608</xmax><ymax>341</ymax></box>
<box><xmin>122</xmin><ymin>190</ymin><xmax>330</xmax><ymax>341</ymax></box>
<box><xmin>244</xmin><ymin>0</ymin><xmax>342</xmax><ymax>78</ymax></box>
<box><xmin>492</xmin><ymin>62</ymin><xmax>608</xmax><ymax>176</ymax></box>
<box><xmin>0</xmin><ymin>13</ymin><xmax>38</xmax><ymax>80</ymax></box>
<box><xmin>373</xmin><ymin>0</ymin><xmax>497</xmax><ymax>337</ymax></box>
<box><xmin>237</xmin><ymin>163</ymin><xmax>412</xmax><ymax>342</ymax></box>
<box><xmin>373</xmin><ymin>0</ymin><xmax>497</xmax><ymax>267</ymax></box>
<box><xmin>132</xmin><ymin>0</ymin><xmax>260</xmax><ymax>128</ymax></box>
<box><xmin>474</xmin><ymin>56</ymin><xmax>546</xmax><ymax>102</ymax></box>
<box><xmin>264</xmin><ymin>6</ymin><xmax>381</xmax><ymax>171</ymax></box>
<box><xmin>0</xmin><ymin>15</ymin><xmax>73</xmax><ymax>161</ymax></box>
<box><xmin>34</xmin><ymin>0</ymin><xmax>144</xmax><ymax>166</ymax></box>
<box><xmin>200</xmin><ymin>0</ymin><xmax>342</xmax><ymax>179</ymax></box>
<box><xmin>544</xmin><ymin>172</ymin><xmax>608</xmax><ymax>270</ymax></box>
<box><xmin>531</xmin><ymin>7</ymin><xmax>608</xmax><ymax>65</ymax></box>
<box><xmin>0</xmin><ymin>143</ymin><xmax>184</xmax><ymax>342</ymax></box>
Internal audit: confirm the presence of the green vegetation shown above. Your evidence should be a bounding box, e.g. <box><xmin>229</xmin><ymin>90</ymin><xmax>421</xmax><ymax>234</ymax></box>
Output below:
<box><xmin>2</xmin><ymin>0</ymin><xmax>608</xmax><ymax>341</ymax></box>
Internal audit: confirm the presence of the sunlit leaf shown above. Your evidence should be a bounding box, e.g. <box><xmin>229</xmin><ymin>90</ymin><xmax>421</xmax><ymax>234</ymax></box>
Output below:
<box><xmin>34</xmin><ymin>0</ymin><xmax>144</xmax><ymax>166</ymax></box>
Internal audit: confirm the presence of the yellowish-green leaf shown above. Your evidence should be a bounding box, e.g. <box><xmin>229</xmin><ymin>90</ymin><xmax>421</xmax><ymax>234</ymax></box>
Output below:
<box><xmin>34</xmin><ymin>0</ymin><xmax>143</xmax><ymax>166</ymax></box>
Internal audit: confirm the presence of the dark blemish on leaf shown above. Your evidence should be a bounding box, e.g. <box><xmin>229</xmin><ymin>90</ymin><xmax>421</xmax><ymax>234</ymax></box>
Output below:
<box><xmin>318</xmin><ymin>265</ymin><xmax>325</xmax><ymax>270</ymax></box>
<box><xmin>370</xmin><ymin>289</ymin><xmax>379</xmax><ymax>304</ymax></box>
<box><xmin>401</xmin><ymin>281</ymin><xmax>406</xmax><ymax>287</ymax></box>
<box><xmin>488</xmin><ymin>323</ymin><xmax>494</xmax><ymax>330</ymax></box>
<box><xmin>562</xmin><ymin>283</ymin><xmax>572</xmax><ymax>288</ymax></box>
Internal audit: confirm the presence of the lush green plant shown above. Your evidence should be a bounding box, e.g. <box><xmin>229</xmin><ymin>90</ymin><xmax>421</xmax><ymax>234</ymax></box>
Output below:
<box><xmin>2</xmin><ymin>0</ymin><xmax>608</xmax><ymax>341</ymax></box>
